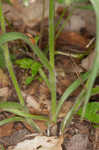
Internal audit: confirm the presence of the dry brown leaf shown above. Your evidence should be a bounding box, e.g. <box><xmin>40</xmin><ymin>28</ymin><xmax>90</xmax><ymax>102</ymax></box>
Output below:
<box><xmin>66</xmin><ymin>134</ymin><xmax>89</xmax><ymax>150</ymax></box>
<box><xmin>0</xmin><ymin>87</ymin><xmax>9</xmax><ymax>100</ymax></box>
<box><xmin>25</xmin><ymin>82</ymin><xmax>39</xmax><ymax>95</ymax></box>
<box><xmin>22</xmin><ymin>90</ymin><xmax>50</xmax><ymax>115</ymax></box>
<box><xmin>56</xmin><ymin>32</ymin><xmax>89</xmax><ymax>51</ymax></box>
<box><xmin>0</xmin><ymin>123</ymin><xmax>13</xmax><ymax>138</ymax></box>
<box><xmin>81</xmin><ymin>51</ymin><xmax>96</xmax><ymax>70</ymax></box>
<box><xmin>66</xmin><ymin>32</ymin><xmax>88</xmax><ymax>47</ymax></box>
<box><xmin>8</xmin><ymin>135</ymin><xmax>63</xmax><ymax>150</ymax></box>
<box><xmin>22</xmin><ymin>91</ymin><xmax>41</xmax><ymax>110</ymax></box>
<box><xmin>0</xmin><ymin>69</ymin><xmax>9</xmax><ymax>88</ymax></box>
<box><xmin>3</xmin><ymin>1</ymin><xmax>60</xmax><ymax>27</ymax></box>
<box><xmin>94</xmin><ymin>128</ymin><xmax>99</xmax><ymax>150</ymax></box>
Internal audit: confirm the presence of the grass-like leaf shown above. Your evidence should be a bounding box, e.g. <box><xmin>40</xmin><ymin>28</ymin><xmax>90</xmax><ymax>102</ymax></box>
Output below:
<box><xmin>0</xmin><ymin>101</ymin><xmax>24</xmax><ymax>110</ymax></box>
<box><xmin>0</xmin><ymin>116</ymin><xmax>25</xmax><ymax>126</ymax></box>
<box><xmin>0</xmin><ymin>32</ymin><xmax>52</xmax><ymax>72</ymax></box>
<box><xmin>61</xmin><ymin>89</ymin><xmax>86</xmax><ymax>132</ymax></box>
<box><xmin>2</xmin><ymin>108</ymin><xmax>49</xmax><ymax>121</ymax></box>
<box><xmin>55</xmin><ymin>71</ymin><xmax>89</xmax><ymax>119</ymax></box>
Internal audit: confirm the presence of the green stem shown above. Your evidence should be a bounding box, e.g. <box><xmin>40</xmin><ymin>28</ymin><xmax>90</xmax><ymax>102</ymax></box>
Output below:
<box><xmin>49</xmin><ymin>0</ymin><xmax>56</xmax><ymax>122</ymax></box>
<box><xmin>49</xmin><ymin>70</ymin><xmax>57</xmax><ymax>122</ymax></box>
<box><xmin>49</xmin><ymin>0</ymin><xmax>55</xmax><ymax>68</ymax></box>
<box><xmin>0</xmin><ymin>0</ymin><xmax>5</xmax><ymax>33</ymax></box>
<box><xmin>0</xmin><ymin>0</ymin><xmax>25</xmax><ymax>106</ymax></box>
<box><xmin>3</xmin><ymin>47</ymin><xmax>25</xmax><ymax>106</ymax></box>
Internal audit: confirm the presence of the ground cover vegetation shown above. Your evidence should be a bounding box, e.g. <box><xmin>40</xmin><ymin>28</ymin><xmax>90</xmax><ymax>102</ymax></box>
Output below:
<box><xmin>0</xmin><ymin>0</ymin><xmax>99</xmax><ymax>149</ymax></box>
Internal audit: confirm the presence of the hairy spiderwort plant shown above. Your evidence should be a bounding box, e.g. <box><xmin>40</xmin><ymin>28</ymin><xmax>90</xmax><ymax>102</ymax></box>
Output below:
<box><xmin>0</xmin><ymin>0</ymin><xmax>99</xmax><ymax>136</ymax></box>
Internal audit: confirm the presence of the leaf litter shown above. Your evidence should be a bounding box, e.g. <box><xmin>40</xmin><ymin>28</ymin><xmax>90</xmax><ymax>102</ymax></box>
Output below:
<box><xmin>0</xmin><ymin>1</ymin><xmax>99</xmax><ymax>150</ymax></box>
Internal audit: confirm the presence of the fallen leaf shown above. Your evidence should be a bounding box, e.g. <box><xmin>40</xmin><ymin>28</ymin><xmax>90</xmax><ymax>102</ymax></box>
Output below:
<box><xmin>81</xmin><ymin>51</ymin><xmax>96</xmax><ymax>70</ymax></box>
<box><xmin>22</xmin><ymin>84</ymin><xmax>50</xmax><ymax>115</ymax></box>
<box><xmin>0</xmin><ymin>87</ymin><xmax>9</xmax><ymax>99</ymax></box>
<box><xmin>22</xmin><ymin>91</ymin><xmax>41</xmax><ymax>111</ymax></box>
<box><xmin>8</xmin><ymin>135</ymin><xmax>63</xmax><ymax>150</ymax></box>
<box><xmin>0</xmin><ymin>123</ymin><xmax>13</xmax><ymax>138</ymax></box>
<box><xmin>56</xmin><ymin>32</ymin><xmax>89</xmax><ymax>52</ymax></box>
<box><xmin>66</xmin><ymin>134</ymin><xmax>89</xmax><ymax>150</ymax></box>
<box><xmin>0</xmin><ymin>69</ymin><xmax>9</xmax><ymax>88</ymax></box>
<box><xmin>94</xmin><ymin>128</ymin><xmax>99</xmax><ymax>150</ymax></box>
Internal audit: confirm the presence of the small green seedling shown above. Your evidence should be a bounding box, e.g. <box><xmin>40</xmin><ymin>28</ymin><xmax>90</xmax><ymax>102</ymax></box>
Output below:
<box><xmin>77</xmin><ymin>102</ymin><xmax>99</xmax><ymax>126</ymax></box>
<box><xmin>15</xmin><ymin>58</ymin><xmax>42</xmax><ymax>85</ymax></box>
